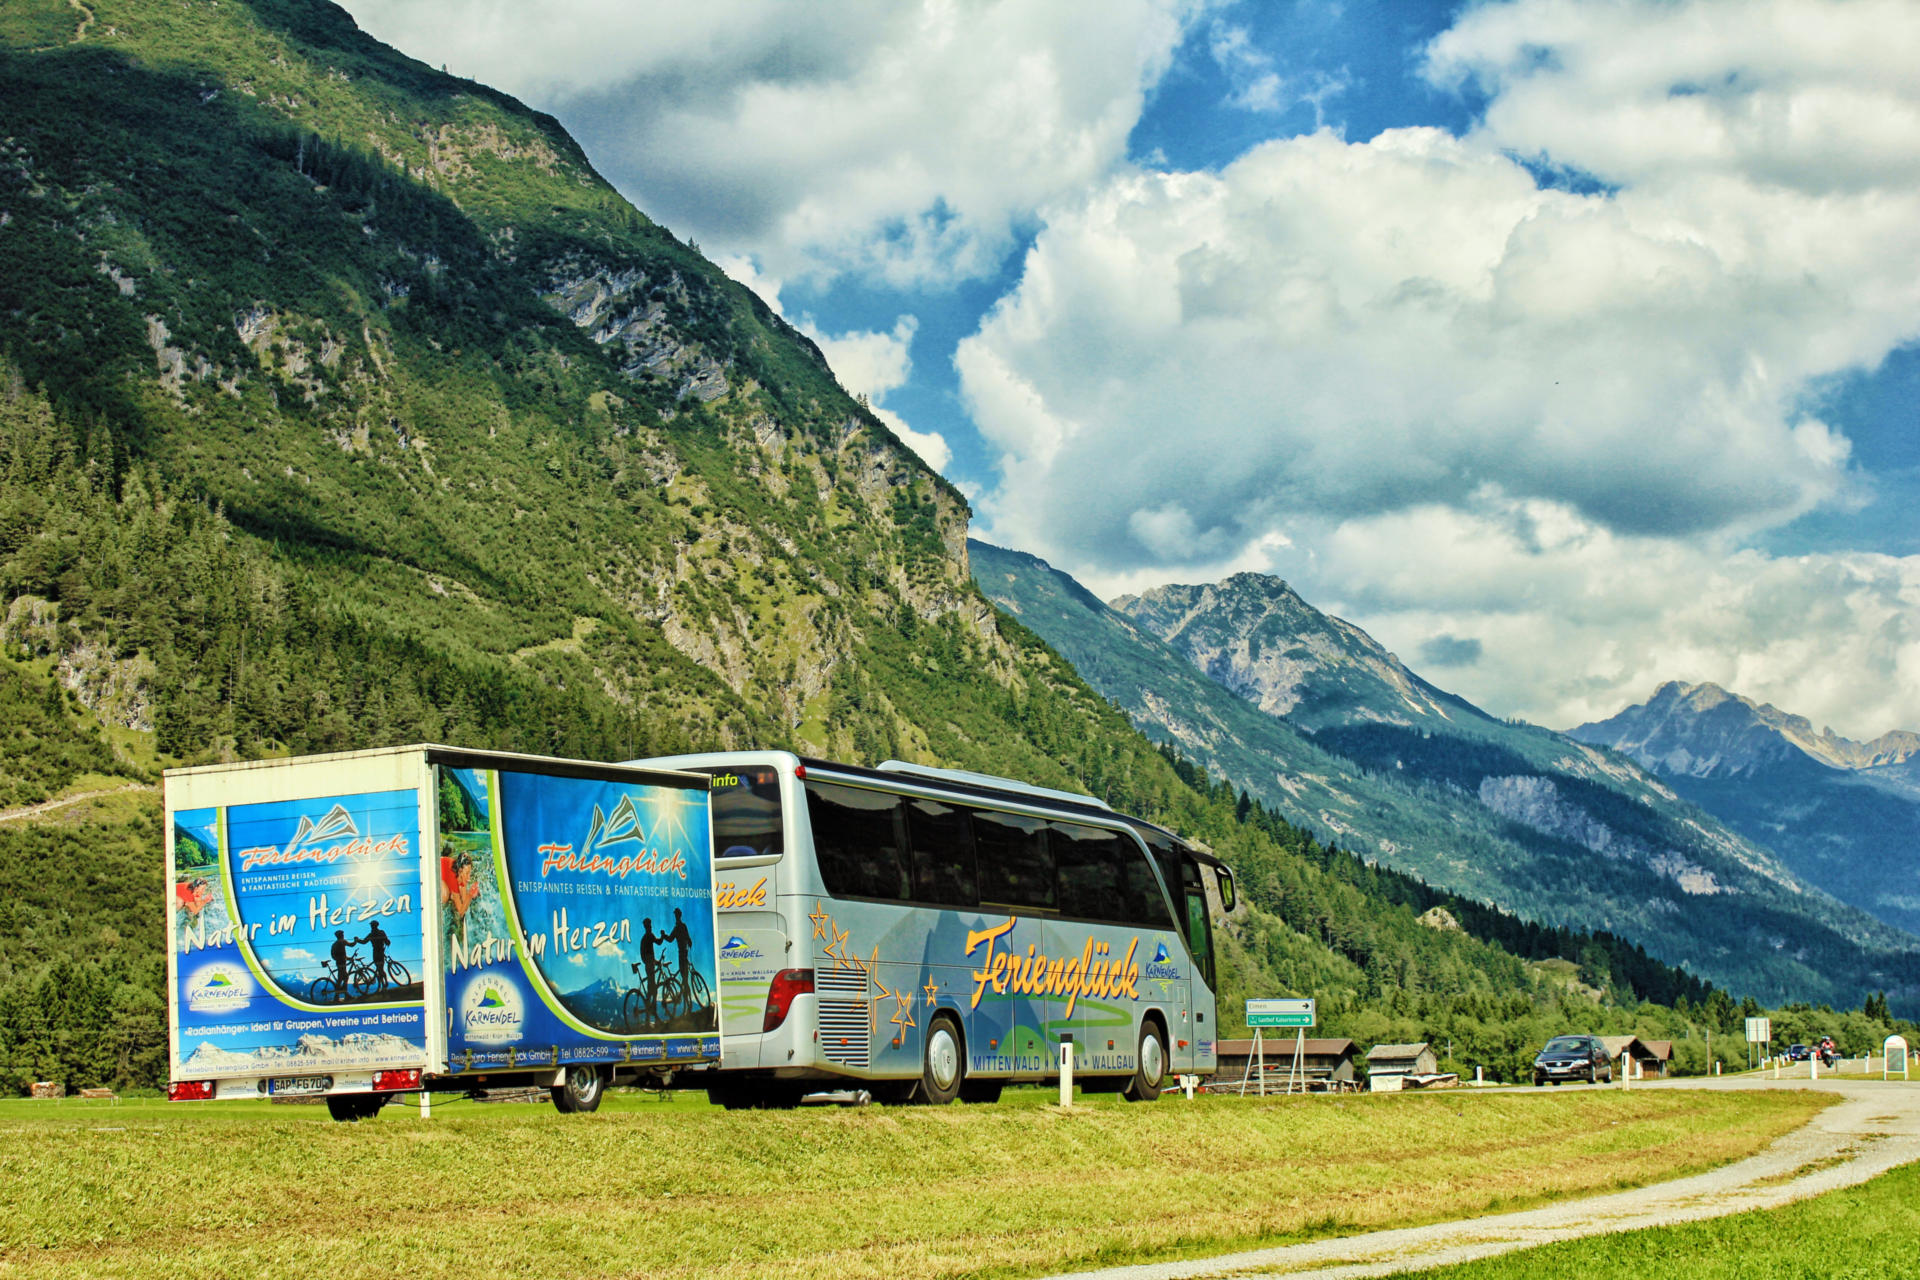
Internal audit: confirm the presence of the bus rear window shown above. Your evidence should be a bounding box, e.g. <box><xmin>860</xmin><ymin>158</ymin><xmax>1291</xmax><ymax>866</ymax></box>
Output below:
<box><xmin>706</xmin><ymin>766</ymin><xmax>785</xmax><ymax>860</ymax></box>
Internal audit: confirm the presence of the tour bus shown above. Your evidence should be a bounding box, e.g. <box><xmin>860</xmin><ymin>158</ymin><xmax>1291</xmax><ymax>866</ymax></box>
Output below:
<box><xmin>628</xmin><ymin>751</ymin><xmax>1236</xmax><ymax>1106</ymax></box>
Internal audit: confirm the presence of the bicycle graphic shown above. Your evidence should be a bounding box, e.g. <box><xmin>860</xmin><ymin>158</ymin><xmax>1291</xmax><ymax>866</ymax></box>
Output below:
<box><xmin>621</xmin><ymin>954</ymin><xmax>711</xmax><ymax>1030</ymax></box>
<box><xmin>307</xmin><ymin>929</ymin><xmax>412</xmax><ymax>1004</ymax></box>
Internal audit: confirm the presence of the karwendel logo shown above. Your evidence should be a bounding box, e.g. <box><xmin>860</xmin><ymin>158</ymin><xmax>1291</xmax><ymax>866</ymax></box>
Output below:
<box><xmin>460</xmin><ymin>974</ymin><xmax>524</xmax><ymax>1044</ymax></box>
<box><xmin>186</xmin><ymin>963</ymin><xmax>254</xmax><ymax>1012</ymax></box>
<box><xmin>1145</xmin><ymin>941</ymin><xmax>1180</xmax><ymax>981</ymax></box>
<box><xmin>719</xmin><ymin>935</ymin><xmax>764</xmax><ymax>967</ymax></box>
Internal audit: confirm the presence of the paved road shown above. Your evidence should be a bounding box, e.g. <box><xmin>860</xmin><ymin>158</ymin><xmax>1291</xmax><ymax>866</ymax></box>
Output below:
<box><xmin>1043</xmin><ymin>1076</ymin><xmax>1920</xmax><ymax>1280</ymax></box>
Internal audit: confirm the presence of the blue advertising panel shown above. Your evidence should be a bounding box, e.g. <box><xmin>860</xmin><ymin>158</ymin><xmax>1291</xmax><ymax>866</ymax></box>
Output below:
<box><xmin>173</xmin><ymin>790</ymin><xmax>427</xmax><ymax>1077</ymax></box>
<box><xmin>441</xmin><ymin>766</ymin><xmax>719</xmax><ymax>1070</ymax></box>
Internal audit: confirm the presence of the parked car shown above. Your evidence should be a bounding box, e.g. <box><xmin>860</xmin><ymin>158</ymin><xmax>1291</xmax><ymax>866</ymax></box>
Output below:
<box><xmin>1533</xmin><ymin>1035</ymin><xmax>1613</xmax><ymax>1086</ymax></box>
<box><xmin>1786</xmin><ymin>1043</ymin><xmax>1812</xmax><ymax>1062</ymax></box>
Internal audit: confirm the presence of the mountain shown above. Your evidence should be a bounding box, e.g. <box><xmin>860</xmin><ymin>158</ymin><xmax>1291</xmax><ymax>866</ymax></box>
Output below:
<box><xmin>974</xmin><ymin>541</ymin><xmax>1920</xmax><ymax>1007</ymax></box>
<box><xmin>1571</xmin><ymin>682</ymin><xmax>1920</xmax><ymax>936</ymax></box>
<box><xmin>0</xmin><ymin>0</ymin><xmax>1785</xmax><ymax>1090</ymax></box>
<box><xmin>1111</xmin><ymin>576</ymin><xmax>1493</xmax><ymax>731</ymax></box>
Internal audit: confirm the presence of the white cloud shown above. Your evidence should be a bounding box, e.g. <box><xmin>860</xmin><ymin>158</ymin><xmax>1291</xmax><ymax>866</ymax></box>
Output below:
<box><xmin>1303</xmin><ymin>497</ymin><xmax>1920</xmax><ymax>740</ymax></box>
<box><xmin>1207</xmin><ymin>19</ymin><xmax>1349</xmax><ymax>121</ymax></box>
<box><xmin>964</xmin><ymin>0</ymin><xmax>1920</xmax><ymax>735</ymax></box>
<box><xmin>342</xmin><ymin>0</ymin><xmax>1204</xmax><ymax>288</ymax></box>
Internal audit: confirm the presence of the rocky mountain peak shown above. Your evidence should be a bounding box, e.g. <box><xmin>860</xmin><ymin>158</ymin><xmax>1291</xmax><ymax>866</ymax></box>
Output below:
<box><xmin>1109</xmin><ymin>571</ymin><xmax>1485</xmax><ymax>731</ymax></box>
<box><xmin>1574</xmin><ymin>682</ymin><xmax>1920</xmax><ymax>778</ymax></box>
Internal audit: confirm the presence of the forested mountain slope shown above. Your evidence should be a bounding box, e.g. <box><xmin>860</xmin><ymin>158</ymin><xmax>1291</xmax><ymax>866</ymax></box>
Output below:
<box><xmin>973</xmin><ymin>540</ymin><xmax>1920</xmax><ymax>1008</ymax></box>
<box><xmin>0</xmin><ymin>0</ymin><xmax>1885</xmax><ymax>1088</ymax></box>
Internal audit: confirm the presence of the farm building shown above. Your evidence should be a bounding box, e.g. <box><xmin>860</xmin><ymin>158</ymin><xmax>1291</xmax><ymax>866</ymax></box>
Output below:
<box><xmin>1600</xmin><ymin>1036</ymin><xmax>1668</xmax><ymax>1079</ymax></box>
<box><xmin>1366</xmin><ymin>1042</ymin><xmax>1451</xmax><ymax>1091</ymax></box>
<box><xmin>1216</xmin><ymin>1038</ymin><xmax>1359</xmax><ymax>1090</ymax></box>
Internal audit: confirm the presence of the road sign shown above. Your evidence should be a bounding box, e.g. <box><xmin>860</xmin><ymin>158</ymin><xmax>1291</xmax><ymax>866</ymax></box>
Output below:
<box><xmin>1745</xmin><ymin>1017</ymin><xmax>1771</xmax><ymax>1044</ymax></box>
<box><xmin>1247</xmin><ymin>997</ymin><xmax>1315</xmax><ymax>1028</ymax></box>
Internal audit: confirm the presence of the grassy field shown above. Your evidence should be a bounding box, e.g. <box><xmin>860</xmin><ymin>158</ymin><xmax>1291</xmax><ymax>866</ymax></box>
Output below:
<box><xmin>0</xmin><ymin>1086</ymin><xmax>1827</xmax><ymax>1280</ymax></box>
<box><xmin>1395</xmin><ymin>1157</ymin><xmax>1920</xmax><ymax>1279</ymax></box>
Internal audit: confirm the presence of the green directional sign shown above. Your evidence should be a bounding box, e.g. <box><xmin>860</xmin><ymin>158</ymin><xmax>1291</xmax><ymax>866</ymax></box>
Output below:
<box><xmin>1247</xmin><ymin>997</ymin><xmax>1315</xmax><ymax>1028</ymax></box>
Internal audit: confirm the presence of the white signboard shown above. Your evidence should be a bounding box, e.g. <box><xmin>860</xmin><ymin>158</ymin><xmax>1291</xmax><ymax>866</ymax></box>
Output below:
<box><xmin>1247</xmin><ymin>998</ymin><xmax>1315</xmax><ymax>1028</ymax></box>
<box><xmin>1744</xmin><ymin>1017</ymin><xmax>1771</xmax><ymax>1044</ymax></box>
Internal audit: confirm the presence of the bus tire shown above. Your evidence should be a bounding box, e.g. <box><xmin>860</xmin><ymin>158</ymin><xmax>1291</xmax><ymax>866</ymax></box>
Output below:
<box><xmin>921</xmin><ymin>1014</ymin><xmax>964</xmax><ymax>1105</ymax></box>
<box><xmin>1123</xmin><ymin>1020</ymin><xmax>1168</xmax><ymax>1102</ymax></box>
<box><xmin>551</xmin><ymin>1065</ymin><xmax>607</xmax><ymax>1114</ymax></box>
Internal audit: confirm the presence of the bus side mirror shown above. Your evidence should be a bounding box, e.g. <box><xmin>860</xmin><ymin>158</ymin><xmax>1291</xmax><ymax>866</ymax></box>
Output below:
<box><xmin>1217</xmin><ymin>868</ymin><xmax>1236</xmax><ymax>913</ymax></box>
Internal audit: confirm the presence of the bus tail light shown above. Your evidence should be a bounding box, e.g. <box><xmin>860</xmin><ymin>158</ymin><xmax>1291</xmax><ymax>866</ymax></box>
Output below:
<box><xmin>168</xmin><ymin>1080</ymin><xmax>214</xmax><ymax>1101</ymax></box>
<box><xmin>763</xmin><ymin>968</ymin><xmax>815</xmax><ymax>1033</ymax></box>
<box><xmin>374</xmin><ymin>1069</ymin><xmax>422</xmax><ymax>1092</ymax></box>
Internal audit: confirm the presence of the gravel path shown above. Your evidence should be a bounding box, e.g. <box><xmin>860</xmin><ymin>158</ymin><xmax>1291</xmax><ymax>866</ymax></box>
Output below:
<box><xmin>1043</xmin><ymin>1076</ymin><xmax>1920</xmax><ymax>1280</ymax></box>
<box><xmin>0</xmin><ymin>782</ymin><xmax>150</xmax><ymax>825</ymax></box>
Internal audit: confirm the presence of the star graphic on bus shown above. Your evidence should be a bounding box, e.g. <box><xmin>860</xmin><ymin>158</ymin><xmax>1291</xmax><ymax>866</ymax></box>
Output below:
<box><xmin>809</xmin><ymin>901</ymin><xmax>831</xmax><ymax>942</ymax></box>
<box><xmin>891</xmin><ymin>987</ymin><xmax>917</xmax><ymax>1033</ymax></box>
<box><xmin>923</xmin><ymin>978</ymin><xmax>939</xmax><ymax>1008</ymax></box>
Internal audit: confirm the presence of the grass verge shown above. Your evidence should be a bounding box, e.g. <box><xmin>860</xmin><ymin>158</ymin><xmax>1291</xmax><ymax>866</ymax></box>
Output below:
<box><xmin>0</xmin><ymin>1086</ymin><xmax>1828</xmax><ymax>1280</ymax></box>
<box><xmin>1394</xmin><ymin>1156</ymin><xmax>1920</xmax><ymax>1278</ymax></box>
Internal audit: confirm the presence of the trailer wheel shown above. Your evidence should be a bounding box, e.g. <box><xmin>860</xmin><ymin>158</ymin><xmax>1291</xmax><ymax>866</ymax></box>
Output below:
<box><xmin>551</xmin><ymin>1065</ymin><xmax>608</xmax><ymax>1114</ymax></box>
<box><xmin>1122</xmin><ymin>1020</ymin><xmax>1167</xmax><ymax>1102</ymax></box>
<box><xmin>325</xmin><ymin>1092</ymin><xmax>386</xmax><ymax>1122</ymax></box>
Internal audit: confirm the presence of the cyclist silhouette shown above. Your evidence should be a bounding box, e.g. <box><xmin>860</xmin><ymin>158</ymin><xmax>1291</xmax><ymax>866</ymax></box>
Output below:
<box><xmin>632</xmin><ymin>918</ymin><xmax>663</xmax><ymax>1023</ymax></box>
<box><xmin>355</xmin><ymin>921</ymin><xmax>391</xmax><ymax>990</ymax></box>
<box><xmin>665</xmin><ymin>909</ymin><xmax>692</xmax><ymax>985</ymax></box>
<box><xmin>329</xmin><ymin>930</ymin><xmax>351</xmax><ymax>990</ymax></box>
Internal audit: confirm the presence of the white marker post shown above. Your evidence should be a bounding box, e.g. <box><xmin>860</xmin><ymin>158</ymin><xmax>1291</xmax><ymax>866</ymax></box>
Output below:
<box><xmin>1059</xmin><ymin>1034</ymin><xmax>1074</xmax><ymax>1108</ymax></box>
<box><xmin>420</xmin><ymin>1089</ymin><xmax>431</xmax><ymax>1120</ymax></box>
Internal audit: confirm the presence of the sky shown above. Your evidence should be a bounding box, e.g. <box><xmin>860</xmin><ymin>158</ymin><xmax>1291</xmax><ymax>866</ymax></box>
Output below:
<box><xmin>340</xmin><ymin>0</ymin><xmax>1920</xmax><ymax>741</ymax></box>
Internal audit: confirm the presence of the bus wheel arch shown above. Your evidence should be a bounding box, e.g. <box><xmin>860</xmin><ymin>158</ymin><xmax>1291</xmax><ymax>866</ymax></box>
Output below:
<box><xmin>921</xmin><ymin>1012</ymin><xmax>965</xmax><ymax>1105</ymax></box>
<box><xmin>1123</xmin><ymin>1014</ymin><xmax>1169</xmax><ymax>1102</ymax></box>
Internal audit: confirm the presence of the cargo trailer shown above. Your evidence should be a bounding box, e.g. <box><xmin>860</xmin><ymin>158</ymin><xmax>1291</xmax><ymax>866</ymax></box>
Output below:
<box><xmin>164</xmin><ymin>745</ymin><xmax>721</xmax><ymax>1120</ymax></box>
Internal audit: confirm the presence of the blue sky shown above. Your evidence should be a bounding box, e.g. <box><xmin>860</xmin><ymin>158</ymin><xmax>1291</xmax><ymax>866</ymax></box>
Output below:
<box><xmin>343</xmin><ymin>0</ymin><xmax>1920</xmax><ymax>739</ymax></box>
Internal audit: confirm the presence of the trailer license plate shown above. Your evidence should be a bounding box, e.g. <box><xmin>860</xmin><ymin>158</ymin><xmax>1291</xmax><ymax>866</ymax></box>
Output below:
<box><xmin>268</xmin><ymin>1074</ymin><xmax>334</xmax><ymax>1096</ymax></box>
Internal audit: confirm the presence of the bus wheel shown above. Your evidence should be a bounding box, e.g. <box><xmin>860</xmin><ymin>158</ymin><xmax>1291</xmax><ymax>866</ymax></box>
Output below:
<box><xmin>921</xmin><ymin>1014</ymin><xmax>963</xmax><ymax>1105</ymax></box>
<box><xmin>551</xmin><ymin>1065</ymin><xmax>607</xmax><ymax>1114</ymax></box>
<box><xmin>1123</xmin><ymin>1021</ymin><xmax>1167</xmax><ymax>1102</ymax></box>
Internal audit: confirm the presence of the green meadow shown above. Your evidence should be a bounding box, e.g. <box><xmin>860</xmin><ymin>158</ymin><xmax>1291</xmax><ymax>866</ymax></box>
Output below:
<box><xmin>1</xmin><ymin>1086</ymin><xmax>1825</xmax><ymax>1280</ymax></box>
<box><xmin>1395</xmin><ymin>1157</ymin><xmax>1920</xmax><ymax>1279</ymax></box>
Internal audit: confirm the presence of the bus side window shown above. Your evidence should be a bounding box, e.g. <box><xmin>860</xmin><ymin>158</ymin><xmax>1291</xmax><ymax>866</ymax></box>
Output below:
<box><xmin>805</xmin><ymin>781</ymin><xmax>910</xmax><ymax>901</ymax></box>
<box><xmin>906</xmin><ymin>797</ymin><xmax>978</xmax><ymax>907</ymax></box>
<box><xmin>974</xmin><ymin>810</ymin><xmax>1055</xmax><ymax>911</ymax></box>
<box><xmin>1147</xmin><ymin>838</ymin><xmax>1187</xmax><ymax>941</ymax></box>
<box><xmin>1053</xmin><ymin>823</ymin><xmax>1127</xmax><ymax>922</ymax></box>
<box><xmin>1119</xmin><ymin>838</ymin><xmax>1176</xmax><ymax>930</ymax></box>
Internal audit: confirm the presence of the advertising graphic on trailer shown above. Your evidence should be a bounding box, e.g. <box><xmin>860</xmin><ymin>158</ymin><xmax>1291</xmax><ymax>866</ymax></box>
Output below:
<box><xmin>171</xmin><ymin>792</ymin><xmax>428</xmax><ymax>1077</ymax></box>
<box><xmin>439</xmin><ymin>766</ymin><xmax>720</xmax><ymax>1069</ymax></box>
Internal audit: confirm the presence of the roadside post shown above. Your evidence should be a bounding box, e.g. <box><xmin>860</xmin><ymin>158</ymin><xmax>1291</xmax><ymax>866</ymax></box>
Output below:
<box><xmin>1059</xmin><ymin>1034</ymin><xmax>1074</xmax><ymax>1108</ymax></box>
<box><xmin>1242</xmin><ymin>998</ymin><xmax>1315</xmax><ymax>1095</ymax></box>
<box><xmin>1886</xmin><ymin>1035</ymin><xmax>1910</xmax><ymax>1082</ymax></box>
